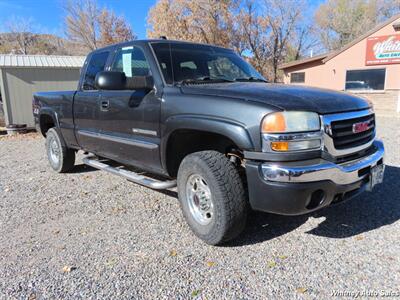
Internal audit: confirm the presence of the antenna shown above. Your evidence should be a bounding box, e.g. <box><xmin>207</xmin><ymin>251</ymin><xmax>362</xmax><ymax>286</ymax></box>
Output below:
<box><xmin>159</xmin><ymin>36</ymin><xmax>167</xmax><ymax>40</ymax></box>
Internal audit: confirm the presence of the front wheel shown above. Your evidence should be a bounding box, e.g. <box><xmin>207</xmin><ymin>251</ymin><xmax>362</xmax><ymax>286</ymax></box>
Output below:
<box><xmin>177</xmin><ymin>151</ymin><xmax>247</xmax><ymax>245</ymax></box>
<box><xmin>45</xmin><ymin>128</ymin><xmax>75</xmax><ymax>173</ymax></box>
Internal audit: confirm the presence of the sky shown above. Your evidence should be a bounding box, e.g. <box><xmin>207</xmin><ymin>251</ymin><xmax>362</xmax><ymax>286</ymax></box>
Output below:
<box><xmin>0</xmin><ymin>0</ymin><xmax>156</xmax><ymax>38</ymax></box>
<box><xmin>0</xmin><ymin>0</ymin><xmax>323</xmax><ymax>39</ymax></box>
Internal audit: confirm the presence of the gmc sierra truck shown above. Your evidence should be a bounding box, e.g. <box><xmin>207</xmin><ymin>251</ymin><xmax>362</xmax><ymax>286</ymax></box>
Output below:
<box><xmin>33</xmin><ymin>40</ymin><xmax>385</xmax><ymax>245</ymax></box>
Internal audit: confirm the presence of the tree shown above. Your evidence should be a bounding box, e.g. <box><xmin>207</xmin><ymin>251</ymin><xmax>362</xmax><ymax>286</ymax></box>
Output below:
<box><xmin>287</xmin><ymin>24</ymin><xmax>320</xmax><ymax>61</ymax></box>
<box><xmin>5</xmin><ymin>17</ymin><xmax>36</xmax><ymax>54</ymax></box>
<box><xmin>98</xmin><ymin>10</ymin><xmax>136</xmax><ymax>46</ymax></box>
<box><xmin>234</xmin><ymin>0</ymin><xmax>312</xmax><ymax>81</ymax></box>
<box><xmin>64</xmin><ymin>0</ymin><xmax>135</xmax><ymax>51</ymax></box>
<box><xmin>147</xmin><ymin>0</ymin><xmax>237</xmax><ymax>49</ymax></box>
<box><xmin>379</xmin><ymin>0</ymin><xmax>400</xmax><ymax>19</ymax></box>
<box><xmin>0</xmin><ymin>35</ymin><xmax>13</xmax><ymax>54</ymax></box>
<box><xmin>262</xmin><ymin>0</ymin><xmax>310</xmax><ymax>82</ymax></box>
<box><xmin>315</xmin><ymin>0</ymin><xmax>400</xmax><ymax>51</ymax></box>
<box><xmin>147</xmin><ymin>0</ymin><xmax>312</xmax><ymax>82</ymax></box>
<box><xmin>64</xmin><ymin>0</ymin><xmax>99</xmax><ymax>50</ymax></box>
<box><xmin>235</xmin><ymin>1</ymin><xmax>270</xmax><ymax>72</ymax></box>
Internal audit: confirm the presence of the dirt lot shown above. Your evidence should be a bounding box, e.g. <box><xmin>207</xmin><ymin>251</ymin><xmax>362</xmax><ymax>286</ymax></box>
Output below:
<box><xmin>0</xmin><ymin>116</ymin><xmax>399</xmax><ymax>299</ymax></box>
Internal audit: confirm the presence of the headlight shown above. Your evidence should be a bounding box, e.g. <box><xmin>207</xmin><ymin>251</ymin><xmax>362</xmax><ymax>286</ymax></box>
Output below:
<box><xmin>261</xmin><ymin>111</ymin><xmax>320</xmax><ymax>133</ymax></box>
<box><xmin>261</xmin><ymin>111</ymin><xmax>322</xmax><ymax>153</ymax></box>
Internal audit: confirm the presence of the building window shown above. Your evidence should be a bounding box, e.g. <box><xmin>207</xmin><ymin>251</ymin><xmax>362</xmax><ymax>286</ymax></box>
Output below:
<box><xmin>345</xmin><ymin>69</ymin><xmax>385</xmax><ymax>91</ymax></box>
<box><xmin>290</xmin><ymin>72</ymin><xmax>305</xmax><ymax>83</ymax></box>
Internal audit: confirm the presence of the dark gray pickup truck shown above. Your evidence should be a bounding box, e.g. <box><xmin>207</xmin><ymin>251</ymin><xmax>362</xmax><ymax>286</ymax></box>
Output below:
<box><xmin>33</xmin><ymin>39</ymin><xmax>385</xmax><ymax>245</ymax></box>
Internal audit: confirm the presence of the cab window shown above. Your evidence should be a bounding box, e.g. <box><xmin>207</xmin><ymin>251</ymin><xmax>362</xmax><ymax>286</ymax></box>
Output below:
<box><xmin>82</xmin><ymin>51</ymin><xmax>109</xmax><ymax>90</ymax></box>
<box><xmin>207</xmin><ymin>57</ymin><xmax>247</xmax><ymax>79</ymax></box>
<box><xmin>111</xmin><ymin>46</ymin><xmax>151</xmax><ymax>77</ymax></box>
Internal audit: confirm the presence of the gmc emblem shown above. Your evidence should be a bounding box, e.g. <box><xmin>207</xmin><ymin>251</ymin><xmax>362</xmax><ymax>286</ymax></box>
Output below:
<box><xmin>352</xmin><ymin>121</ymin><xmax>370</xmax><ymax>133</ymax></box>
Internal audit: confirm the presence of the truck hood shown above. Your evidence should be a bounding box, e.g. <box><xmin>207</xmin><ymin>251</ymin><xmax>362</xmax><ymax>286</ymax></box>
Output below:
<box><xmin>180</xmin><ymin>82</ymin><xmax>370</xmax><ymax>114</ymax></box>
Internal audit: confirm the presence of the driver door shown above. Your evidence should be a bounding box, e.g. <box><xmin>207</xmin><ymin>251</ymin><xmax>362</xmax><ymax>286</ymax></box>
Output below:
<box><xmin>96</xmin><ymin>45</ymin><xmax>161</xmax><ymax>171</ymax></box>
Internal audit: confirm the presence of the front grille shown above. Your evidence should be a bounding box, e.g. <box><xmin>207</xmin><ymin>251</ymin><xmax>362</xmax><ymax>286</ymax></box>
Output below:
<box><xmin>331</xmin><ymin>114</ymin><xmax>375</xmax><ymax>149</ymax></box>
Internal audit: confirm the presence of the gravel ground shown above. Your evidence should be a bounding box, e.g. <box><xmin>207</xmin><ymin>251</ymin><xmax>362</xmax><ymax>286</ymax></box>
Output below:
<box><xmin>0</xmin><ymin>116</ymin><xmax>399</xmax><ymax>299</ymax></box>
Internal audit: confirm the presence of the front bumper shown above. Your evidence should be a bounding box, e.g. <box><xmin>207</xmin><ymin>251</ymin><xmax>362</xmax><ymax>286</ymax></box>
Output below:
<box><xmin>245</xmin><ymin>140</ymin><xmax>385</xmax><ymax>215</ymax></box>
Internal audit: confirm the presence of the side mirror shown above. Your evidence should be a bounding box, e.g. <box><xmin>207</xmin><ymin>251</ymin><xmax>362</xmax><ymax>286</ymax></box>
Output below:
<box><xmin>95</xmin><ymin>71</ymin><xmax>154</xmax><ymax>91</ymax></box>
<box><xmin>95</xmin><ymin>71</ymin><xmax>126</xmax><ymax>90</ymax></box>
<box><xmin>126</xmin><ymin>76</ymin><xmax>154</xmax><ymax>90</ymax></box>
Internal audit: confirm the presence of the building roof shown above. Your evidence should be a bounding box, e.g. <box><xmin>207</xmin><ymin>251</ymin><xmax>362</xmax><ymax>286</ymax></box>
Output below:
<box><xmin>0</xmin><ymin>54</ymin><xmax>85</xmax><ymax>68</ymax></box>
<box><xmin>279</xmin><ymin>53</ymin><xmax>329</xmax><ymax>69</ymax></box>
<box><xmin>279</xmin><ymin>13</ymin><xmax>400</xmax><ymax>70</ymax></box>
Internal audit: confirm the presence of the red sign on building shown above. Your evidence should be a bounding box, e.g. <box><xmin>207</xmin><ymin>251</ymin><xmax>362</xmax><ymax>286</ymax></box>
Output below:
<box><xmin>366</xmin><ymin>34</ymin><xmax>400</xmax><ymax>66</ymax></box>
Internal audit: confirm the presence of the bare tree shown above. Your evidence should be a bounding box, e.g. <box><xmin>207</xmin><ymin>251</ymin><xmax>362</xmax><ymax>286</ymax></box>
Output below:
<box><xmin>315</xmin><ymin>0</ymin><xmax>400</xmax><ymax>51</ymax></box>
<box><xmin>377</xmin><ymin>0</ymin><xmax>400</xmax><ymax>20</ymax></box>
<box><xmin>236</xmin><ymin>1</ymin><xmax>270</xmax><ymax>73</ymax></box>
<box><xmin>6</xmin><ymin>17</ymin><xmax>36</xmax><ymax>54</ymax></box>
<box><xmin>64</xmin><ymin>0</ymin><xmax>135</xmax><ymax>51</ymax></box>
<box><xmin>289</xmin><ymin>24</ymin><xmax>320</xmax><ymax>61</ymax></box>
<box><xmin>263</xmin><ymin>0</ymin><xmax>309</xmax><ymax>82</ymax></box>
<box><xmin>235</xmin><ymin>0</ymin><xmax>310</xmax><ymax>81</ymax></box>
<box><xmin>64</xmin><ymin>0</ymin><xmax>100</xmax><ymax>50</ymax></box>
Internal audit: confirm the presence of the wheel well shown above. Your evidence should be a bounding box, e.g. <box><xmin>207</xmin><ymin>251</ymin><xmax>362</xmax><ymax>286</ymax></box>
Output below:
<box><xmin>166</xmin><ymin>129</ymin><xmax>241</xmax><ymax>177</ymax></box>
<box><xmin>39</xmin><ymin>114</ymin><xmax>55</xmax><ymax>136</ymax></box>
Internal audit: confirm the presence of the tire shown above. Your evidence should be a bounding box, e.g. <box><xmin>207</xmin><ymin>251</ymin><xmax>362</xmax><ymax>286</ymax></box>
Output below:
<box><xmin>177</xmin><ymin>150</ymin><xmax>248</xmax><ymax>245</ymax></box>
<box><xmin>45</xmin><ymin>128</ymin><xmax>75</xmax><ymax>173</ymax></box>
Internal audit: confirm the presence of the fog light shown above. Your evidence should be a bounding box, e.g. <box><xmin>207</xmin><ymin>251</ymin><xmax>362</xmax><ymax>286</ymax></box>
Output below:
<box><xmin>306</xmin><ymin>189</ymin><xmax>325</xmax><ymax>209</ymax></box>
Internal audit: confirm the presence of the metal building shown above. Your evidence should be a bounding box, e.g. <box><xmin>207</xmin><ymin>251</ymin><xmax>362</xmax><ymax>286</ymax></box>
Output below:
<box><xmin>0</xmin><ymin>54</ymin><xmax>85</xmax><ymax>128</ymax></box>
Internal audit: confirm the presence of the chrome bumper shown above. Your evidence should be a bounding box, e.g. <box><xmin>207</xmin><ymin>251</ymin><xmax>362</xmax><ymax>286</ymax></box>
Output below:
<box><xmin>261</xmin><ymin>140</ymin><xmax>385</xmax><ymax>185</ymax></box>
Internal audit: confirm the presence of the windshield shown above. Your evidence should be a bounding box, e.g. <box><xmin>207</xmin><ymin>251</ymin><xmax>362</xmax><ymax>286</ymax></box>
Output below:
<box><xmin>151</xmin><ymin>42</ymin><xmax>265</xmax><ymax>84</ymax></box>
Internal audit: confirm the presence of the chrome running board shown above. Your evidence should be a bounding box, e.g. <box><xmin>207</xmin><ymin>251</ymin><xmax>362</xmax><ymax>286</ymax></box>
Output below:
<box><xmin>82</xmin><ymin>157</ymin><xmax>177</xmax><ymax>190</ymax></box>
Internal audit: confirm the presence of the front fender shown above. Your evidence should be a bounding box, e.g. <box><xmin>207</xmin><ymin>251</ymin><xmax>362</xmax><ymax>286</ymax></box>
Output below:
<box><xmin>161</xmin><ymin>114</ymin><xmax>254</xmax><ymax>169</ymax></box>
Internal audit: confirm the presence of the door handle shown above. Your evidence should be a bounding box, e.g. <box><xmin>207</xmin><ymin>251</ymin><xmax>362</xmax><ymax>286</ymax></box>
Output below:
<box><xmin>100</xmin><ymin>100</ymin><xmax>109</xmax><ymax>111</ymax></box>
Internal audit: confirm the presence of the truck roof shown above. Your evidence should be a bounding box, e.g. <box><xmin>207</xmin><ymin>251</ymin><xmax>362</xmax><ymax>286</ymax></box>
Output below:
<box><xmin>90</xmin><ymin>39</ymin><xmax>233</xmax><ymax>54</ymax></box>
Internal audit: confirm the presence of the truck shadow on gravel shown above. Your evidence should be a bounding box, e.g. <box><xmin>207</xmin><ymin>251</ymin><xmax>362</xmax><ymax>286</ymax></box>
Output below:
<box><xmin>68</xmin><ymin>164</ymin><xmax>97</xmax><ymax>174</ymax></box>
<box><xmin>228</xmin><ymin>165</ymin><xmax>400</xmax><ymax>247</ymax></box>
<box><xmin>69</xmin><ymin>161</ymin><xmax>400</xmax><ymax>246</ymax></box>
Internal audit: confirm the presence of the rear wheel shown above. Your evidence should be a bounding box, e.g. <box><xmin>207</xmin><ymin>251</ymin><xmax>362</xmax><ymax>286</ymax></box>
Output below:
<box><xmin>177</xmin><ymin>150</ymin><xmax>247</xmax><ymax>245</ymax></box>
<box><xmin>46</xmin><ymin>128</ymin><xmax>75</xmax><ymax>173</ymax></box>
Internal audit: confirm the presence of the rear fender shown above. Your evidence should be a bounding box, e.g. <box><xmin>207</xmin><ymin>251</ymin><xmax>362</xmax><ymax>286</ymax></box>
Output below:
<box><xmin>39</xmin><ymin>108</ymin><xmax>60</xmax><ymax>129</ymax></box>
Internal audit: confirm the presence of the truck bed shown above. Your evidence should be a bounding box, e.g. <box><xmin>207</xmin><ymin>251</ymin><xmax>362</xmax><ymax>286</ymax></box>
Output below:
<box><xmin>33</xmin><ymin>91</ymin><xmax>78</xmax><ymax>147</ymax></box>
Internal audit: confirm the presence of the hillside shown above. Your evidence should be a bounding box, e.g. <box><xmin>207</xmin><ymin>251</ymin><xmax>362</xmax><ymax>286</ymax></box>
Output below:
<box><xmin>0</xmin><ymin>32</ymin><xmax>89</xmax><ymax>56</ymax></box>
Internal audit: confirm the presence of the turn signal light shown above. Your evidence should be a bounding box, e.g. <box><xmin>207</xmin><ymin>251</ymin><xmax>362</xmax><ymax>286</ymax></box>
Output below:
<box><xmin>271</xmin><ymin>141</ymin><xmax>289</xmax><ymax>151</ymax></box>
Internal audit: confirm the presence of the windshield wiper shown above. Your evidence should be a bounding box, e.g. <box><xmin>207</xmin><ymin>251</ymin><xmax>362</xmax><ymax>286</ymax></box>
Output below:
<box><xmin>177</xmin><ymin>76</ymin><xmax>234</xmax><ymax>85</ymax></box>
<box><xmin>234</xmin><ymin>77</ymin><xmax>268</xmax><ymax>83</ymax></box>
